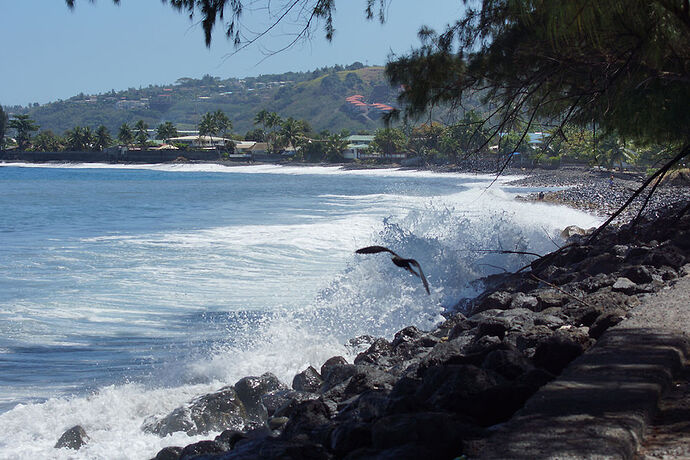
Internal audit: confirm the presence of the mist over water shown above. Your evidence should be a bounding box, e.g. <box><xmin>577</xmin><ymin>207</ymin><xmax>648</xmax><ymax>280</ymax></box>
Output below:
<box><xmin>0</xmin><ymin>163</ymin><xmax>600</xmax><ymax>459</ymax></box>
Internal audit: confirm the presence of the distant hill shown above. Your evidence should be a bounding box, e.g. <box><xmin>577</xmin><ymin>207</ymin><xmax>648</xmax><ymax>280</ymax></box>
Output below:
<box><xmin>12</xmin><ymin>63</ymin><xmax>404</xmax><ymax>136</ymax></box>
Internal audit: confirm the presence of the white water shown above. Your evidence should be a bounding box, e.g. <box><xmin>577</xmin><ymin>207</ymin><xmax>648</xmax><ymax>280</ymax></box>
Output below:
<box><xmin>0</xmin><ymin>164</ymin><xmax>599</xmax><ymax>459</ymax></box>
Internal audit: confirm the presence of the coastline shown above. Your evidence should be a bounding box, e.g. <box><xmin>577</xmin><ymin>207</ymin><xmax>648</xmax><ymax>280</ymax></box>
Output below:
<box><xmin>106</xmin><ymin>164</ymin><xmax>686</xmax><ymax>458</ymax></box>
<box><xmin>131</xmin><ymin>186</ymin><xmax>688</xmax><ymax>460</ymax></box>
<box><xmin>7</xmin><ymin>160</ymin><xmax>687</xmax><ymax>458</ymax></box>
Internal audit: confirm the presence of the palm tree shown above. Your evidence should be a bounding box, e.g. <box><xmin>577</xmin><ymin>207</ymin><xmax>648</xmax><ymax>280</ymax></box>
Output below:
<box><xmin>212</xmin><ymin>110</ymin><xmax>232</xmax><ymax>139</ymax></box>
<box><xmin>8</xmin><ymin>114</ymin><xmax>39</xmax><ymax>150</ymax></box>
<box><xmin>134</xmin><ymin>120</ymin><xmax>149</xmax><ymax>149</ymax></box>
<box><xmin>324</xmin><ymin>133</ymin><xmax>348</xmax><ymax>162</ymax></box>
<box><xmin>254</xmin><ymin>109</ymin><xmax>270</xmax><ymax>127</ymax></box>
<box><xmin>156</xmin><ymin>121</ymin><xmax>178</xmax><ymax>143</ymax></box>
<box><xmin>64</xmin><ymin>126</ymin><xmax>94</xmax><ymax>151</ymax></box>
<box><xmin>32</xmin><ymin>130</ymin><xmax>63</xmax><ymax>152</ymax></box>
<box><xmin>277</xmin><ymin>117</ymin><xmax>305</xmax><ymax>153</ymax></box>
<box><xmin>118</xmin><ymin>123</ymin><xmax>133</xmax><ymax>146</ymax></box>
<box><xmin>198</xmin><ymin>112</ymin><xmax>215</xmax><ymax>147</ymax></box>
<box><xmin>94</xmin><ymin>125</ymin><xmax>113</xmax><ymax>151</ymax></box>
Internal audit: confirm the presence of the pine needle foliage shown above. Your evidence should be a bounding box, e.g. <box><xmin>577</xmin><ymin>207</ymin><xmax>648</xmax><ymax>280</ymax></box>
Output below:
<box><xmin>387</xmin><ymin>0</ymin><xmax>690</xmax><ymax>146</ymax></box>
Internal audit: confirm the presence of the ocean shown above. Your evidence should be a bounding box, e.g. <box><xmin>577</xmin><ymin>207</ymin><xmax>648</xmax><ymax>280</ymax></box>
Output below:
<box><xmin>0</xmin><ymin>163</ymin><xmax>600</xmax><ymax>459</ymax></box>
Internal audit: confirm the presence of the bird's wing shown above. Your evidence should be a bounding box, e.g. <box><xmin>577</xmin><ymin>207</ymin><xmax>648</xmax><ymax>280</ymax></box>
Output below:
<box><xmin>355</xmin><ymin>245</ymin><xmax>399</xmax><ymax>257</ymax></box>
<box><xmin>356</xmin><ymin>246</ymin><xmax>430</xmax><ymax>295</ymax></box>
<box><xmin>407</xmin><ymin>259</ymin><xmax>431</xmax><ymax>295</ymax></box>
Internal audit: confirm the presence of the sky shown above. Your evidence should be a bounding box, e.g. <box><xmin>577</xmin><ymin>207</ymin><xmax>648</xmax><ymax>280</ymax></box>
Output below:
<box><xmin>0</xmin><ymin>1</ymin><xmax>463</xmax><ymax>107</ymax></box>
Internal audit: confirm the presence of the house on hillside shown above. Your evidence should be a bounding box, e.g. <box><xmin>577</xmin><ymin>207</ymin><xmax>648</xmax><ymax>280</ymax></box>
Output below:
<box><xmin>343</xmin><ymin>135</ymin><xmax>375</xmax><ymax>160</ymax></box>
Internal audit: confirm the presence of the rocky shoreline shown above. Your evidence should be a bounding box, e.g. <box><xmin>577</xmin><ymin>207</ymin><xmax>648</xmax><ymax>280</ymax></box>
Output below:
<box><xmin>53</xmin><ymin>167</ymin><xmax>689</xmax><ymax>460</ymax></box>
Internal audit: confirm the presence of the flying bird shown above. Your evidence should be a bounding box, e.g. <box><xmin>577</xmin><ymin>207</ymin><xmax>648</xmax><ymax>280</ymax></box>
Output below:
<box><xmin>355</xmin><ymin>245</ymin><xmax>430</xmax><ymax>295</ymax></box>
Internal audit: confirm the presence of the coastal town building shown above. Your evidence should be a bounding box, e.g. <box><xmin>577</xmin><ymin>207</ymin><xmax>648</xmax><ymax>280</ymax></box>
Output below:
<box><xmin>167</xmin><ymin>135</ymin><xmax>231</xmax><ymax>149</ymax></box>
<box><xmin>343</xmin><ymin>135</ymin><xmax>375</xmax><ymax>160</ymax></box>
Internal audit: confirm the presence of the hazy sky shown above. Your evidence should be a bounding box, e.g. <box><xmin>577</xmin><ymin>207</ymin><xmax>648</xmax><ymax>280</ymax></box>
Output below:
<box><xmin>0</xmin><ymin>1</ymin><xmax>463</xmax><ymax>107</ymax></box>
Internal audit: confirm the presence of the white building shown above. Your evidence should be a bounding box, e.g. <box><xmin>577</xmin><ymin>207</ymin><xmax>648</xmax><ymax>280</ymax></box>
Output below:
<box><xmin>343</xmin><ymin>135</ymin><xmax>375</xmax><ymax>160</ymax></box>
<box><xmin>168</xmin><ymin>135</ymin><xmax>231</xmax><ymax>149</ymax></box>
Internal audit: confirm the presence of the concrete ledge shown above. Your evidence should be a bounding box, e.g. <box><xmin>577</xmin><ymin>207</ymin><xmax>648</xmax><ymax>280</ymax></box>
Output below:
<box><xmin>468</xmin><ymin>278</ymin><xmax>690</xmax><ymax>460</ymax></box>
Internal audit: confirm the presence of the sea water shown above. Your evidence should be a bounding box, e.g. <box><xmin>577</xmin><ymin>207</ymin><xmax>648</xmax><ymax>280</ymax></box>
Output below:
<box><xmin>0</xmin><ymin>163</ymin><xmax>600</xmax><ymax>459</ymax></box>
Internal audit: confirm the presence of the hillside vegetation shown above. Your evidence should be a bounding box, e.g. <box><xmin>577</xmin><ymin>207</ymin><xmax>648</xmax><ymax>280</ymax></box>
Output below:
<box><xmin>8</xmin><ymin>63</ymin><xmax>400</xmax><ymax>136</ymax></box>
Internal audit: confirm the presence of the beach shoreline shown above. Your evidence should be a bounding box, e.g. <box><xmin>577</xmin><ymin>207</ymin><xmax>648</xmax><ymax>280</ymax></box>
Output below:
<box><xmin>123</xmin><ymin>165</ymin><xmax>687</xmax><ymax>459</ymax></box>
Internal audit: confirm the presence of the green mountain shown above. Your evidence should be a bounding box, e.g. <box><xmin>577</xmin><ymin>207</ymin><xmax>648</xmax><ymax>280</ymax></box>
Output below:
<box><xmin>16</xmin><ymin>63</ymin><xmax>400</xmax><ymax>137</ymax></box>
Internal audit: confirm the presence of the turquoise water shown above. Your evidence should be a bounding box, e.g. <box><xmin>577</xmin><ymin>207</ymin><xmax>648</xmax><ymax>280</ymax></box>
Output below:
<box><xmin>0</xmin><ymin>163</ymin><xmax>600</xmax><ymax>459</ymax></box>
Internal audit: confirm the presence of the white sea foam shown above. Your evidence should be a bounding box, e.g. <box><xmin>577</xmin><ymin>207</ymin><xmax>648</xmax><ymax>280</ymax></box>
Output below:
<box><xmin>0</xmin><ymin>161</ymin><xmax>522</xmax><ymax>181</ymax></box>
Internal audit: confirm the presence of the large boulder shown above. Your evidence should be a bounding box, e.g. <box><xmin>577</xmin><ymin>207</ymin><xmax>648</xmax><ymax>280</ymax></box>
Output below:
<box><xmin>371</xmin><ymin>412</ymin><xmax>482</xmax><ymax>457</ymax></box>
<box><xmin>354</xmin><ymin>339</ymin><xmax>395</xmax><ymax>368</ymax></box>
<box><xmin>292</xmin><ymin>366</ymin><xmax>323</xmax><ymax>393</ymax></box>
<box><xmin>481</xmin><ymin>349</ymin><xmax>533</xmax><ymax>380</ymax></box>
<box><xmin>415</xmin><ymin>364</ymin><xmax>504</xmax><ymax>419</ymax></box>
<box><xmin>533</xmin><ymin>330</ymin><xmax>587</xmax><ymax>375</ymax></box>
<box><xmin>280</xmin><ymin>399</ymin><xmax>333</xmax><ymax>443</ymax></box>
<box><xmin>330</xmin><ymin>421</ymin><xmax>373</xmax><ymax>457</ymax></box>
<box><xmin>142</xmin><ymin>386</ymin><xmax>249</xmax><ymax>436</ymax></box>
<box><xmin>472</xmin><ymin>291</ymin><xmax>513</xmax><ymax>313</ymax></box>
<box><xmin>178</xmin><ymin>440</ymin><xmax>225</xmax><ymax>460</ymax></box>
<box><xmin>151</xmin><ymin>446</ymin><xmax>183</xmax><ymax>460</ymax></box>
<box><xmin>235</xmin><ymin>372</ymin><xmax>288</xmax><ymax>423</ymax></box>
<box><xmin>54</xmin><ymin>425</ymin><xmax>89</xmax><ymax>450</ymax></box>
<box><xmin>320</xmin><ymin>363</ymin><xmax>358</xmax><ymax>393</ymax></box>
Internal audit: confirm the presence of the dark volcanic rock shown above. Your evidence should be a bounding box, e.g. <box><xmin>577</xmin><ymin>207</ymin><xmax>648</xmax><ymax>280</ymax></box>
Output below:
<box><xmin>262</xmin><ymin>389</ymin><xmax>316</xmax><ymax>417</ymax></box>
<box><xmin>371</xmin><ymin>412</ymin><xmax>481</xmax><ymax>456</ymax></box>
<box><xmin>321</xmin><ymin>356</ymin><xmax>348</xmax><ymax>376</ymax></box>
<box><xmin>416</xmin><ymin>364</ymin><xmax>504</xmax><ymax>419</ymax></box>
<box><xmin>354</xmin><ymin>339</ymin><xmax>394</xmax><ymax>367</ymax></box>
<box><xmin>344</xmin><ymin>366</ymin><xmax>397</xmax><ymax>395</ymax></box>
<box><xmin>481</xmin><ymin>348</ymin><xmax>533</xmax><ymax>380</ymax></box>
<box><xmin>178</xmin><ymin>440</ymin><xmax>225</xmax><ymax>460</ymax></box>
<box><xmin>533</xmin><ymin>331</ymin><xmax>586</xmax><ymax>375</ymax></box>
<box><xmin>143</xmin><ymin>386</ymin><xmax>248</xmax><ymax>436</ymax></box>
<box><xmin>280</xmin><ymin>399</ymin><xmax>332</xmax><ymax>441</ymax></box>
<box><xmin>473</xmin><ymin>291</ymin><xmax>513</xmax><ymax>313</ymax></box>
<box><xmin>229</xmin><ymin>437</ymin><xmax>332</xmax><ymax>460</ymax></box>
<box><xmin>623</xmin><ymin>265</ymin><xmax>654</xmax><ymax>284</ymax></box>
<box><xmin>292</xmin><ymin>366</ymin><xmax>323</xmax><ymax>393</ymax></box>
<box><xmin>612</xmin><ymin>276</ymin><xmax>639</xmax><ymax>294</ymax></box>
<box><xmin>214</xmin><ymin>429</ymin><xmax>248</xmax><ymax>450</ymax></box>
<box><xmin>234</xmin><ymin>372</ymin><xmax>287</xmax><ymax>423</ymax></box>
<box><xmin>330</xmin><ymin>421</ymin><xmax>373</xmax><ymax>456</ymax></box>
<box><xmin>320</xmin><ymin>364</ymin><xmax>358</xmax><ymax>393</ymax></box>
<box><xmin>588</xmin><ymin>310</ymin><xmax>626</xmax><ymax>339</ymax></box>
<box><xmin>151</xmin><ymin>446</ymin><xmax>183</xmax><ymax>460</ymax></box>
<box><xmin>55</xmin><ymin>425</ymin><xmax>89</xmax><ymax>450</ymax></box>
